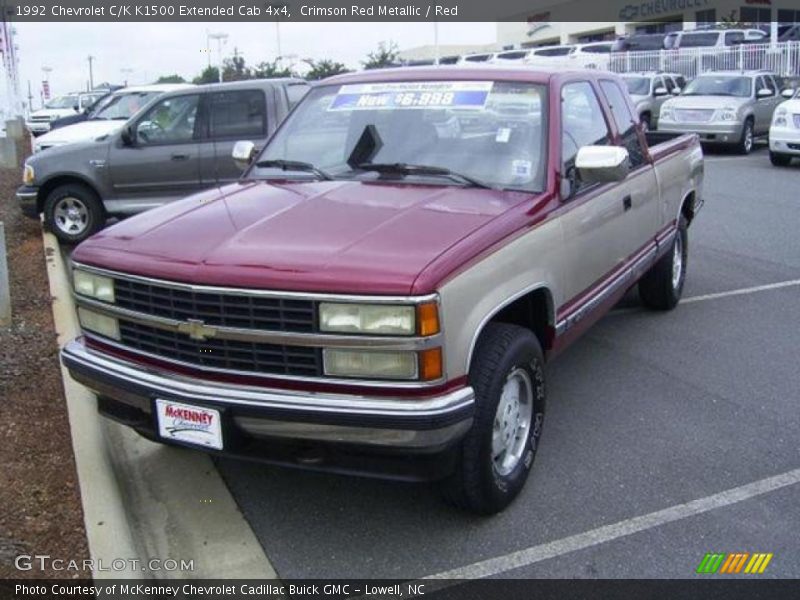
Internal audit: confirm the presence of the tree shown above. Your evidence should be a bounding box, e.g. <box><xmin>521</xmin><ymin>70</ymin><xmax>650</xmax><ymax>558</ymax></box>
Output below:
<box><xmin>222</xmin><ymin>51</ymin><xmax>252</xmax><ymax>81</ymax></box>
<box><xmin>362</xmin><ymin>41</ymin><xmax>400</xmax><ymax>70</ymax></box>
<box><xmin>719</xmin><ymin>10</ymin><xmax>744</xmax><ymax>29</ymax></box>
<box><xmin>304</xmin><ymin>59</ymin><xmax>349</xmax><ymax>81</ymax></box>
<box><xmin>155</xmin><ymin>74</ymin><xmax>186</xmax><ymax>84</ymax></box>
<box><xmin>252</xmin><ymin>60</ymin><xmax>294</xmax><ymax>79</ymax></box>
<box><xmin>193</xmin><ymin>66</ymin><xmax>219</xmax><ymax>84</ymax></box>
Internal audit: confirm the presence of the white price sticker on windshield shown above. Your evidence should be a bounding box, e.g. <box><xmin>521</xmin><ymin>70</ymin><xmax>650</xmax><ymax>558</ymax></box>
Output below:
<box><xmin>329</xmin><ymin>81</ymin><xmax>493</xmax><ymax>111</ymax></box>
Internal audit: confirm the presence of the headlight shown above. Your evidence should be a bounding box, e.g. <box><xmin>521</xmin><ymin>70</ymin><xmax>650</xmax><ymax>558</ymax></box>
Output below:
<box><xmin>77</xmin><ymin>307</ymin><xmax>120</xmax><ymax>340</ymax></box>
<box><xmin>22</xmin><ymin>164</ymin><xmax>34</xmax><ymax>185</ymax></box>
<box><xmin>323</xmin><ymin>349</ymin><xmax>419</xmax><ymax>380</ymax></box>
<box><xmin>660</xmin><ymin>107</ymin><xmax>673</xmax><ymax>121</ymax></box>
<box><xmin>73</xmin><ymin>269</ymin><xmax>115</xmax><ymax>303</ymax></box>
<box><xmin>319</xmin><ymin>302</ymin><xmax>439</xmax><ymax>336</ymax></box>
<box><xmin>716</xmin><ymin>108</ymin><xmax>738</xmax><ymax>122</ymax></box>
<box><xmin>773</xmin><ymin>108</ymin><xmax>788</xmax><ymax>127</ymax></box>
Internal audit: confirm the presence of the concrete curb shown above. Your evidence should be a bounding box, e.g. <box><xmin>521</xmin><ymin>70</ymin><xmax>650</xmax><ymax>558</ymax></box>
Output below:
<box><xmin>44</xmin><ymin>230</ymin><xmax>278</xmax><ymax>579</ymax></box>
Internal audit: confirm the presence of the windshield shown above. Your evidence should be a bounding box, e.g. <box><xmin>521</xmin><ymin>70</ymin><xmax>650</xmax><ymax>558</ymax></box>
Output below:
<box><xmin>93</xmin><ymin>91</ymin><xmax>163</xmax><ymax>120</ymax></box>
<box><xmin>682</xmin><ymin>76</ymin><xmax>752</xmax><ymax>97</ymax></box>
<box><xmin>45</xmin><ymin>95</ymin><xmax>79</xmax><ymax>109</ymax></box>
<box><xmin>256</xmin><ymin>81</ymin><xmax>548</xmax><ymax>192</ymax></box>
<box><xmin>623</xmin><ymin>77</ymin><xmax>651</xmax><ymax>96</ymax></box>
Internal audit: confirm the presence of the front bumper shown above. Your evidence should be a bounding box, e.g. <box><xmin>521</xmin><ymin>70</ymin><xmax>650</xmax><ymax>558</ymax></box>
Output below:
<box><xmin>16</xmin><ymin>185</ymin><xmax>39</xmax><ymax>219</ymax></box>
<box><xmin>26</xmin><ymin>121</ymin><xmax>51</xmax><ymax>134</ymax></box>
<box><xmin>658</xmin><ymin>121</ymin><xmax>742</xmax><ymax>144</ymax></box>
<box><xmin>61</xmin><ymin>339</ymin><xmax>475</xmax><ymax>480</ymax></box>
<box><xmin>769</xmin><ymin>127</ymin><xmax>800</xmax><ymax>155</ymax></box>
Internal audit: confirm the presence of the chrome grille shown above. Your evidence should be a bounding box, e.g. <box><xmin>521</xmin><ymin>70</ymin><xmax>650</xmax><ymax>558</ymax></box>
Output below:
<box><xmin>114</xmin><ymin>278</ymin><xmax>316</xmax><ymax>332</ymax></box>
<box><xmin>674</xmin><ymin>109</ymin><xmax>714</xmax><ymax>123</ymax></box>
<box><xmin>118</xmin><ymin>321</ymin><xmax>322</xmax><ymax>377</ymax></box>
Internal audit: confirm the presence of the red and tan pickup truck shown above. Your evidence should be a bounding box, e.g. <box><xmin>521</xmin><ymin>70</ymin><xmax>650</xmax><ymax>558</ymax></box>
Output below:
<box><xmin>62</xmin><ymin>67</ymin><xmax>704</xmax><ymax>513</ymax></box>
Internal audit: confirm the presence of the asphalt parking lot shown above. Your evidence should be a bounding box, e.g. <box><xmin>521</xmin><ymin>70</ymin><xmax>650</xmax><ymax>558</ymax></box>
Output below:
<box><xmin>215</xmin><ymin>144</ymin><xmax>800</xmax><ymax>579</ymax></box>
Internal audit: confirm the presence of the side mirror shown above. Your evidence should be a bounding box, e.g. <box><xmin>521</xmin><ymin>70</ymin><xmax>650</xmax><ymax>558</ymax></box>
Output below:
<box><xmin>781</xmin><ymin>88</ymin><xmax>795</xmax><ymax>99</ymax></box>
<box><xmin>120</xmin><ymin>125</ymin><xmax>135</xmax><ymax>146</ymax></box>
<box><xmin>232</xmin><ymin>140</ymin><xmax>257</xmax><ymax>170</ymax></box>
<box><xmin>671</xmin><ymin>87</ymin><xmax>682</xmax><ymax>95</ymax></box>
<box><xmin>575</xmin><ymin>145</ymin><xmax>630</xmax><ymax>184</ymax></box>
<box><xmin>654</xmin><ymin>87</ymin><xmax>668</xmax><ymax>97</ymax></box>
<box><xmin>73</xmin><ymin>104</ymin><xmax>80</xmax><ymax>112</ymax></box>
<box><xmin>757</xmin><ymin>88</ymin><xmax>773</xmax><ymax>98</ymax></box>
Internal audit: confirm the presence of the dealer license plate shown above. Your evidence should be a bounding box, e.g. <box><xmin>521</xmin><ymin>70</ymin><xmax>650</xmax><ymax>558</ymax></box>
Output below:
<box><xmin>155</xmin><ymin>399</ymin><xmax>223</xmax><ymax>450</ymax></box>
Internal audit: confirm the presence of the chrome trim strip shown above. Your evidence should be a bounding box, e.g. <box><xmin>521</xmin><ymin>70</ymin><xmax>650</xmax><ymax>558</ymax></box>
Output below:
<box><xmin>83</xmin><ymin>333</ymin><xmax>447</xmax><ymax>389</ymax></box>
<box><xmin>63</xmin><ymin>339</ymin><xmax>473</xmax><ymax>416</ymax></box>
<box><xmin>555</xmin><ymin>241</ymin><xmax>662</xmax><ymax>336</ymax></box>
<box><xmin>75</xmin><ymin>296</ymin><xmax>443</xmax><ymax>351</ymax></box>
<box><xmin>72</xmin><ymin>261</ymin><xmax>439</xmax><ymax>304</ymax></box>
<box><xmin>16</xmin><ymin>191</ymin><xmax>38</xmax><ymax>200</ymax></box>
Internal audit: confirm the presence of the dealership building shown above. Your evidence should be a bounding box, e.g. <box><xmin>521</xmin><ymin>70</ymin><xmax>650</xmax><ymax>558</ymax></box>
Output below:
<box><xmin>497</xmin><ymin>0</ymin><xmax>800</xmax><ymax>47</ymax></box>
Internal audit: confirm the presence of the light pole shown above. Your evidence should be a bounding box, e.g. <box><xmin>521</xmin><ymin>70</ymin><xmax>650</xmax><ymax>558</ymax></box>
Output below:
<box><xmin>87</xmin><ymin>55</ymin><xmax>95</xmax><ymax>90</ymax></box>
<box><xmin>120</xmin><ymin>67</ymin><xmax>133</xmax><ymax>86</ymax></box>
<box><xmin>207</xmin><ymin>32</ymin><xmax>228</xmax><ymax>83</ymax></box>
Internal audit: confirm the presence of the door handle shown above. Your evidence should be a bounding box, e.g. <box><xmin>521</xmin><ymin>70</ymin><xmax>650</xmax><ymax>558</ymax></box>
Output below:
<box><xmin>622</xmin><ymin>195</ymin><xmax>632</xmax><ymax>212</ymax></box>
<box><xmin>171</xmin><ymin>153</ymin><xmax>190</xmax><ymax>161</ymax></box>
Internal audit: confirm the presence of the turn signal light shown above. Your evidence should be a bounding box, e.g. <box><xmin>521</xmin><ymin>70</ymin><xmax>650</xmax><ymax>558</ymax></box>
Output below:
<box><xmin>419</xmin><ymin>347</ymin><xmax>443</xmax><ymax>381</ymax></box>
<box><xmin>417</xmin><ymin>302</ymin><xmax>440</xmax><ymax>336</ymax></box>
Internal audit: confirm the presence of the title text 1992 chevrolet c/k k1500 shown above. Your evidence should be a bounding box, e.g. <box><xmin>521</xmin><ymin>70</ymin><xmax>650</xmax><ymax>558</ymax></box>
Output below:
<box><xmin>61</xmin><ymin>67</ymin><xmax>703</xmax><ymax>514</ymax></box>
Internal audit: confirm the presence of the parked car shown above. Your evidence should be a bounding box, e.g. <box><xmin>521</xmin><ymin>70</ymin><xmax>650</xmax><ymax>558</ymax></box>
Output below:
<box><xmin>49</xmin><ymin>91</ymin><xmax>115</xmax><ymax>131</ymax></box>
<box><xmin>524</xmin><ymin>45</ymin><xmax>574</xmax><ymax>68</ymax></box>
<box><xmin>457</xmin><ymin>52</ymin><xmax>497</xmax><ymax>65</ymax></box>
<box><xmin>610</xmin><ymin>34</ymin><xmax>669</xmax><ymax>72</ymax></box>
<box><xmin>60</xmin><ymin>66</ymin><xmax>704</xmax><ymax>514</ymax></box>
<box><xmin>17</xmin><ymin>78</ymin><xmax>310</xmax><ymax>243</ymax></box>
<box><xmin>34</xmin><ymin>84</ymin><xmax>193</xmax><ymax>153</ymax></box>
<box><xmin>25</xmin><ymin>91</ymin><xmax>109</xmax><ymax>136</ymax></box>
<box><xmin>611</xmin><ymin>33</ymin><xmax>668</xmax><ymax>52</ymax></box>
<box><xmin>621</xmin><ymin>72</ymin><xmax>686</xmax><ymax>130</ymax></box>
<box><xmin>670</xmin><ymin>28</ymin><xmax>767</xmax><ymax>49</ymax></box>
<box><xmin>526</xmin><ymin>43</ymin><xmax>613</xmax><ymax>70</ymax></box>
<box><xmin>664</xmin><ymin>29</ymin><xmax>769</xmax><ymax>74</ymax></box>
<box><xmin>658</xmin><ymin>70</ymin><xmax>784</xmax><ymax>153</ymax></box>
<box><xmin>491</xmin><ymin>49</ymin><xmax>531</xmax><ymax>64</ymax></box>
<box><xmin>769</xmin><ymin>87</ymin><xmax>800</xmax><ymax>166</ymax></box>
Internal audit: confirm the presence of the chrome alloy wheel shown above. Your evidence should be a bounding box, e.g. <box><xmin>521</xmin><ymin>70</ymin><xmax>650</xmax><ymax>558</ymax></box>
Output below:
<box><xmin>492</xmin><ymin>367</ymin><xmax>534</xmax><ymax>476</ymax></box>
<box><xmin>743</xmin><ymin>123</ymin><xmax>753</xmax><ymax>153</ymax></box>
<box><xmin>672</xmin><ymin>231</ymin><xmax>684</xmax><ymax>290</ymax></box>
<box><xmin>53</xmin><ymin>196</ymin><xmax>89</xmax><ymax>235</ymax></box>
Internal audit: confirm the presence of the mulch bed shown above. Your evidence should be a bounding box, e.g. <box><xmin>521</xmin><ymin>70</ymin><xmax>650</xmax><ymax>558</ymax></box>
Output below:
<box><xmin>0</xmin><ymin>138</ymin><xmax>90</xmax><ymax>579</ymax></box>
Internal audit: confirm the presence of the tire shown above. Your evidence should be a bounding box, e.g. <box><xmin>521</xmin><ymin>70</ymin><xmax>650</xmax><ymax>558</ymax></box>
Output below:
<box><xmin>639</xmin><ymin>216</ymin><xmax>688</xmax><ymax>311</ymax></box>
<box><xmin>440</xmin><ymin>323</ymin><xmax>546</xmax><ymax>514</ymax></box>
<box><xmin>736</xmin><ymin>118</ymin><xmax>754</xmax><ymax>155</ymax></box>
<box><xmin>43</xmin><ymin>183</ymin><xmax>105</xmax><ymax>244</ymax></box>
<box><xmin>770</xmin><ymin>151</ymin><xmax>791</xmax><ymax>167</ymax></box>
<box><xmin>640</xmin><ymin>113</ymin><xmax>651</xmax><ymax>132</ymax></box>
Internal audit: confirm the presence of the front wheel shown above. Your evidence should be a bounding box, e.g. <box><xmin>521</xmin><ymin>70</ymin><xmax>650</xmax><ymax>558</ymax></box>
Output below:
<box><xmin>440</xmin><ymin>323</ymin><xmax>546</xmax><ymax>514</ymax></box>
<box><xmin>639</xmin><ymin>216</ymin><xmax>688</xmax><ymax>311</ymax></box>
<box><xmin>737</xmin><ymin>119</ymin><xmax>754</xmax><ymax>155</ymax></box>
<box><xmin>43</xmin><ymin>183</ymin><xmax>105</xmax><ymax>244</ymax></box>
<box><xmin>770</xmin><ymin>151</ymin><xmax>792</xmax><ymax>167</ymax></box>
<box><xmin>640</xmin><ymin>113</ymin><xmax>651</xmax><ymax>132</ymax></box>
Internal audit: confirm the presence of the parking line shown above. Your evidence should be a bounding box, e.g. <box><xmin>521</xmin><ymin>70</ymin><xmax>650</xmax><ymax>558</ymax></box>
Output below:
<box><xmin>424</xmin><ymin>467</ymin><xmax>800</xmax><ymax>580</ymax></box>
<box><xmin>682</xmin><ymin>279</ymin><xmax>800</xmax><ymax>304</ymax></box>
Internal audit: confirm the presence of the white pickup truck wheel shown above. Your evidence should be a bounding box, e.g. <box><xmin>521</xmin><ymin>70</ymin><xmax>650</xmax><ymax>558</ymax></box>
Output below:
<box><xmin>639</xmin><ymin>216</ymin><xmax>688</xmax><ymax>311</ymax></box>
<box><xmin>441</xmin><ymin>322</ymin><xmax>545</xmax><ymax>514</ymax></box>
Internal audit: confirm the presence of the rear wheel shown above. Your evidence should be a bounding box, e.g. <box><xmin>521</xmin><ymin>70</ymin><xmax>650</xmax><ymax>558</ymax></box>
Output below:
<box><xmin>770</xmin><ymin>151</ymin><xmax>792</xmax><ymax>167</ymax></box>
<box><xmin>639</xmin><ymin>216</ymin><xmax>688</xmax><ymax>311</ymax></box>
<box><xmin>441</xmin><ymin>323</ymin><xmax>545</xmax><ymax>514</ymax></box>
<box><xmin>43</xmin><ymin>183</ymin><xmax>105</xmax><ymax>244</ymax></box>
<box><xmin>736</xmin><ymin>118</ymin><xmax>754</xmax><ymax>155</ymax></box>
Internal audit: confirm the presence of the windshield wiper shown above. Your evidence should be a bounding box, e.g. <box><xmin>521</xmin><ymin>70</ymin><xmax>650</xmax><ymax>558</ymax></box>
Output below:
<box><xmin>355</xmin><ymin>162</ymin><xmax>494</xmax><ymax>189</ymax></box>
<box><xmin>254</xmin><ymin>159</ymin><xmax>334</xmax><ymax>181</ymax></box>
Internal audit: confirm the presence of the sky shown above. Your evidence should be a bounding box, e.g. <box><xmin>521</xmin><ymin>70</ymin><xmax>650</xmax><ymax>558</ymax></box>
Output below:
<box><xmin>14</xmin><ymin>22</ymin><xmax>496</xmax><ymax>107</ymax></box>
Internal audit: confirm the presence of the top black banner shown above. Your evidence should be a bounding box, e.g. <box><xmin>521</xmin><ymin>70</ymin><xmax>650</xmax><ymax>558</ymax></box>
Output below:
<box><xmin>1</xmin><ymin>0</ymin><xmax>757</xmax><ymax>23</ymax></box>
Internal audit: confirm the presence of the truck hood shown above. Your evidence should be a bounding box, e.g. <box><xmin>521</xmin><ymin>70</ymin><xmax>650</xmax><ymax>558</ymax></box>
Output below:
<box><xmin>665</xmin><ymin>96</ymin><xmax>750</xmax><ymax>110</ymax></box>
<box><xmin>34</xmin><ymin>119</ymin><xmax>120</xmax><ymax>151</ymax></box>
<box><xmin>73</xmin><ymin>180</ymin><xmax>535</xmax><ymax>295</ymax></box>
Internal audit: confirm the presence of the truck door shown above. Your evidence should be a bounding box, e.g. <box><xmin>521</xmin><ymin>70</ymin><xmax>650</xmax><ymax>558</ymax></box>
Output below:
<box><xmin>108</xmin><ymin>93</ymin><xmax>202</xmax><ymax>212</ymax></box>
<box><xmin>598</xmin><ymin>79</ymin><xmax>660</xmax><ymax>261</ymax></box>
<box><xmin>558</xmin><ymin>81</ymin><xmax>631</xmax><ymax>305</ymax></box>
<box><xmin>201</xmin><ymin>88</ymin><xmax>269</xmax><ymax>187</ymax></box>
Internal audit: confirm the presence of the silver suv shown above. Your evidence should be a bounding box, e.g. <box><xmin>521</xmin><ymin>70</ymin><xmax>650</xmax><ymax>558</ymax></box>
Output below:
<box><xmin>658</xmin><ymin>70</ymin><xmax>784</xmax><ymax>154</ymax></box>
<box><xmin>621</xmin><ymin>72</ymin><xmax>687</xmax><ymax>131</ymax></box>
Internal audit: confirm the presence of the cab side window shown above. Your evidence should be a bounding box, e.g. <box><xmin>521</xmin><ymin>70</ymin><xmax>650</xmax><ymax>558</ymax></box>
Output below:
<box><xmin>561</xmin><ymin>81</ymin><xmax>611</xmax><ymax>196</ymax></box>
<box><xmin>135</xmin><ymin>94</ymin><xmax>200</xmax><ymax>145</ymax></box>
<box><xmin>600</xmin><ymin>80</ymin><xmax>647</xmax><ymax>169</ymax></box>
<box><xmin>208</xmin><ymin>90</ymin><xmax>267</xmax><ymax>139</ymax></box>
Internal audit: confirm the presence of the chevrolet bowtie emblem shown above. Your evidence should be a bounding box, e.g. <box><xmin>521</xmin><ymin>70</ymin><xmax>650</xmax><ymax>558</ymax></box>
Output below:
<box><xmin>178</xmin><ymin>318</ymin><xmax>217</xmax><ymax>341</ymax></box>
